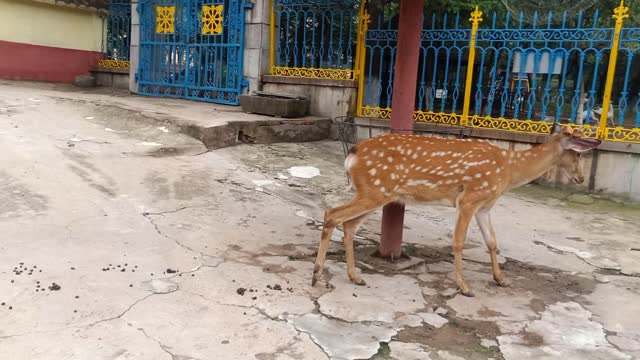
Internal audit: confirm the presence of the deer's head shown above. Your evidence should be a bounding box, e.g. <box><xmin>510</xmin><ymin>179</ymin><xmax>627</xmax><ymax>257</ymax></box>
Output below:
<box><xmin>550</xmin><ymin>123</ymin><xmax>602</xmax><ymax>184</ymax></box>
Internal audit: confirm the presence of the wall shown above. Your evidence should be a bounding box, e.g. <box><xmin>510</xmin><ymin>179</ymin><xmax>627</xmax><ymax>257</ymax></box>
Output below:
<box><xmin>352</xmin><ymin>117</ymin><xmax>640</xmax><ymax>202</ymax></box>
<box><xmin>0</xmin><ymin>0</ymin><xmax>105</xmax><ymax>83</ymax></box>
<box><xmin>263</xmin><ymin>76</ymin><xmax>357</xmax><ymax>119</ymax></box>
<box><xmin>128</xmin><ymin>0</ymin><xmax>139</xmax><ymax>93</ymax></box>
<box><xmin>243</xmin><ymin>0</ymin><xmax>270</xmax><ymax>93</ymax></box>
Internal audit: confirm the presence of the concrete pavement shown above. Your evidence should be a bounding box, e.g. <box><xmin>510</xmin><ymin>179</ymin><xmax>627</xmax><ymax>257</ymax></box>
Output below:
<box><xmin>1</xmin><ymin>81</ymin><xmax>640</xmax><ymax>360</ymax></box>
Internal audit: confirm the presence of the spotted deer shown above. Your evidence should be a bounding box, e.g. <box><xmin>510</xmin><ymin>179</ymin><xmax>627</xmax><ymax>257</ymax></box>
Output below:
<box><xmin>312</xmin><ymin>124</ymin><xmax>602</xmax><ymax>296</ymax></box>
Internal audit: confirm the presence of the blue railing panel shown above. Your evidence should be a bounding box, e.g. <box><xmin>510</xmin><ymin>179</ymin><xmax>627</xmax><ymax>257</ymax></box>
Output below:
<box><xmin>103</xmin><ymin>0</ymin><xmax>132</xmax><ymax>63</ymax></box>
<box><xmin>362</xmin><ymin>8</ymin><xmax>640</xmax><ymax>131</ymax></box>
<box><xmin>273</xmin><ymin>0</ymin><xmax>360</xmax><ymax>71</ymax></box>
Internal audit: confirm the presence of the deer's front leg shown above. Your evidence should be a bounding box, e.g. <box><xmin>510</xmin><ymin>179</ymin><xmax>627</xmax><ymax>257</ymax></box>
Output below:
<box><xmin>453</xmin><ymin>204</ymin><xmax>476</xmax><ymax>297</ymax></box>
<box><xmin>475</xmin><ymin>208</ymin><xmax>509</xmax><ymax>287</ymax></box>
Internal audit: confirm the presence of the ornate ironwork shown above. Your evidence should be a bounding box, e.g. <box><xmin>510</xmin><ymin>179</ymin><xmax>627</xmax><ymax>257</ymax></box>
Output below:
<box><xmin>101</xmin><ymin>0</ymin><xmax>131</xmax><ymax>69</ymax></box>
<box><xmin>202</xmin><ymin>4</ymin><xmax>224</xmax><ymax>35</ymax></box>
<box><xmin>272</xmin><ymin>66</ymin><xmax>354</xmax><ymax>80</ymax></box>
<box><xmin>138</xmin><ymin>0</ymin><xmax>248</xmax><ymax>105</ymax></box>
<box><xmin>97</xmin><ymin>59</ymin><xmax>130</xmax><ymax>69</ymax></box>
<box><xmin>155</xmin><ymin>6</ymin><xmax>175</xmax><ymax>34</ymax></box>
<box><xmin>271</xmin><ymin>0</ymin><xmax>361</xmax><ymax>79</ymax></box>
<box><xmin>357</xmin><ymin>1</ymin><xmax>640</xmax><ymax>144</ymax></box>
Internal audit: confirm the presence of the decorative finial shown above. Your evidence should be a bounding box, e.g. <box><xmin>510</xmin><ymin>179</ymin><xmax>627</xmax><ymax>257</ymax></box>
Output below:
<box><xmin>613</xmin><ymin>0</ymin><xmax>629</xmax><ymax>24</ymax></box>
<box><xmin>470</xmin><ymin>6</ymin><xmax>483</xmax><ymax>25</ymax></box>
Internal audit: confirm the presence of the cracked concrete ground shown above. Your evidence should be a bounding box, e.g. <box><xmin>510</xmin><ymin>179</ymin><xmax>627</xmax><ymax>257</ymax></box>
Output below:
<box><xmin>1</xmin><ymin>81</ymin><xmax>640</xmax><ymax>360</ymax></box>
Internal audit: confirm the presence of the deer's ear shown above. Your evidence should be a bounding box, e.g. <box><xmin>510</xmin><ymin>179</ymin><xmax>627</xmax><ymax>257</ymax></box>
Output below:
<box><xmin>565</xmin><ymin>137</ymin><xmax>602</xmax><ymax>152</ymax></box>
<box><xmin>550</xmin><ymin>122</ymin><xmax>562</xmax><ymax>135</ymax></box>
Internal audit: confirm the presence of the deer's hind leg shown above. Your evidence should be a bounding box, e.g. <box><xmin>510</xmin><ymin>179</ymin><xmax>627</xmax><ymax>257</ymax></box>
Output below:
<box><xmin>312</xmin><ymin>196</ymin><xmax>386</xmax><ymax>287</ymax></box>
<box><xmin>475</xmin><ymin>208</ymin><xmax>509</xmax><ymax>287</ymax></box>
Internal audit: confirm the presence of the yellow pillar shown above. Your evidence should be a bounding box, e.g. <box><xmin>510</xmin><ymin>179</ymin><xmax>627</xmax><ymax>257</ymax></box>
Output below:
<box><xmin>269</xmin><ymin>0</ymin><xmax>276</xmax><ymax>74</ymax></box>
<box><xmin>598</xmin><ymin>0</ymin><xmax>629</xmax><ymax>139</ymax></box>
<box><xmin>355</xmin><ymin>8</ymin><xmax>370</xmax><ymax>116</ymax></box>
<box><xmin>461</xmin><ymin>6</ymin><xmax>483</xmax><ymax>126</ymax></box>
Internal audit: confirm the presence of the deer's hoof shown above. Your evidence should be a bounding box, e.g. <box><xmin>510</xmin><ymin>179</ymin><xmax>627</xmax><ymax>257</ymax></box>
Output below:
<box><xmin>495</xmin><ymin>277</ymin><xmax>511</xmax><ymax>287</ymax></box>
<box><xmin>351</xmin><ymin>277</ymin><xmax>367</xmax><ymax>286</ymax></box>
<box><xmin>460</xmin><ymin>289</ymin><xmax>475</xmax><ymax>297</ymax></box>
<box><xmin>311</xmin><ymin>272</ymin><xmax>320</xmax><ymax>287</ymax></box>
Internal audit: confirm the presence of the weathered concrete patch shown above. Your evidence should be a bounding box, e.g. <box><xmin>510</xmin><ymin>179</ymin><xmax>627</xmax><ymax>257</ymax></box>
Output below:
<box><xmin>317</xmin><ymin>268</ymin><xmax>424</xmax><ymax>323</ymax></box>
<box><xmin>0</xmin><ymin>319</ymin><xmax>169</xmax><ymax>360</ymax></box>
<box><xmin>142</xmin><ymin>278</ymin><xmax>179</xmax><ymax>294</ymax></box>
<box><xmin>287</xmin><ymin>314</ymin><xmax>396</xmax><ymax>360</ymax></box>
<box><xmin>176</xmin><ymin>261</ymin><xmax>318</xmax><ymax>319</ymax></box>
<box><xmin>498</xmin><ymin>302</ymin><xmax>631</xmax><ymax>360</ymax></box>
<box><xmin>124</xmin><ymin>291</ymin><xmax>327</xmax><ymax>360</ymax></box>
<box><xmin>417</xmin><ymin>312</ymin><xmax>449</xmax><ymax>328</ymax></box>
<box><xmin>387</xmin><ymin>341</ymin><xmax>433</xmax><ymax>360</ymax></box>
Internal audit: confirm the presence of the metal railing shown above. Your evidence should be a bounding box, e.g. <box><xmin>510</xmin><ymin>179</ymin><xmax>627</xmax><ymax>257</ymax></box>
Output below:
<box><xmin>356</xmin><ymin>1</ymin><xmax>640</xmax><ymax>143</ymax></box>
<box><xmin>269</xmin><ymin>0</ymin><xmax>365</xmax><ymax>80</ymax></box>
<box><xmin>99</xmin><ymin>0</ymin><xmax>132</xmax><ymax>69</ymax></box>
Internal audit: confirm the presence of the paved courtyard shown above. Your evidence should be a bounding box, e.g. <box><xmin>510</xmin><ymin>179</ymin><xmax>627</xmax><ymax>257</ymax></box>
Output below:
<box><xmin>1</xmin><ymin>81</ymin><xmax>640</xmax><ymax>360</ymax></box>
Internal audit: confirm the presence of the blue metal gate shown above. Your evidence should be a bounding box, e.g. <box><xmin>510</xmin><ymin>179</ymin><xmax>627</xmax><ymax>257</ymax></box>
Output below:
<box><xmin>137</xmin><ymin>0</ymin><xmax>248</xmax><ymax>104</ymax></box>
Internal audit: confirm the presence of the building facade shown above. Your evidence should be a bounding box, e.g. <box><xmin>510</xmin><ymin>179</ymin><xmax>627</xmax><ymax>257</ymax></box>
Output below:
<box><xmin>0</xmin><ymin>0</ymin><xmax>107</xmax><ymax>83</ymax></box>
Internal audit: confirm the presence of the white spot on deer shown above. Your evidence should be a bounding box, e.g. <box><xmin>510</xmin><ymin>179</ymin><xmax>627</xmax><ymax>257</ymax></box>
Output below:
<box><xmin>410</xmin><ymin>164</ymin><xmax>416</xmax><ymax>168</ymax></box>
<box><xmin>369</xmin><ymin>168</ymin><xmax>377</xmax><ymax>176</ymax></box>
<box><xmin>373</xmin><ymin>179</ymin><xmax>381</xmax><ymax>186</ymax></box>
<box><xmin>416</xmin><ymin>166</ymin><xmax>422</xmax><ymax>171</ymax></box>
<box><xmin>372</xmin><ymin>150</ymin><xmax>378</xmax><ymax>156</ymax></box>
<box><xmin>501</xmin><ymin>151</ymin><xmax>507</xmax><ymax>156</ymax></box>
<box><xmin>446</xmin><ymin>160</ymin><xmax>452</xmax><ymax>164</ymax></box>
<box><xmin>421</xmin><ymin>168</ymin><xmax>429</xmax><ymax>173</ymax></box>
<box><xmin>412</xmin><ymin>153</ymin><xmax>418</xmax><ymax>159</ymax></box>
<box><xmin>393</xmin><ymin>185</ymin><xmax>400</xmax><ymax>192</ymax></box>
<box><xmin>378</xmin><ymin>152</ymin><xmax>385</xmax><ymax>158</ymax></box>
<box><xmin>437</xmin><ymin>171</ymin><xmax>444</xmax><ymax>175</ymax></box>
<box><xmin>390</xmin><ymin>173</ymin><xmax>397</xmax><ymax>180</ymax></box>
<box><xmin>445</xmin><ymin>179</ymin><xmax>457</xmax><ymax>184</ymax></box>
<box><xmin>475</xmin><ymin>173</ymin><xmax>483</xmax><ymax>178</ymax></box>
<box><xmin>485</xmin><ymin>171</ymin><xmax>491</xmax><ymax>176</ymax></box>
<box><xmin>387</xmin><ymin>157</ymin><xmax>394</xmax><ymax>162</ymax></box>
<box><xmin>482</xmin><ymin>181</ymin><xmax>489</xmax><ymax>188</ymax></box>
<box><xmin>383</xmin><ymin>165</ymin><xmax>388</xmax><ymax>170</ymax></box>
<box><xmin>492</xmin><ymin>185</ymin><xmax>497</xmax><ymax>191</ymax></box>
<box><xmin>496</xmin><ymin>167</ymin><xmax>502</xmax><ymax>173</ymax></box>
<box><xmin>463</xmin><ymin>176</ymin><xmax>472</xmax><ymax>181</ymax></box>
<box><xmin>380</xmin><ymin>187</ymin><xmax>386</xmax><ymax>193</ymax></box>
<box><xmin>366</xmin><ymin>160</ymin><xmax>373</xmax><ymax>166</ymax></box>
<box><xmin>407</xmin><ymin>149</ymin><xmax>413</xmax><ymax>155</ymax></box>
<box><xmin>491</xmin><ymin>160</ymin><xmax>497</xmax><ymax>165</ymax></box>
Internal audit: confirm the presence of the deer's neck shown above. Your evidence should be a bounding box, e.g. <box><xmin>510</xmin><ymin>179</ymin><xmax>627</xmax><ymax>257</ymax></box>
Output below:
<box><xmin>506</xmin><ymin>140</ymin><xmax>563</xmax><ymax>189</ymax></box>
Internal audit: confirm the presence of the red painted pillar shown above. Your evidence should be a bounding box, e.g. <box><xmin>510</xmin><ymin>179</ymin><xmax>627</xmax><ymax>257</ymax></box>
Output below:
<box><xmin>378</xmin><ymin>0</ymin><xmax>423</xmax><ymax>260</ymax></box>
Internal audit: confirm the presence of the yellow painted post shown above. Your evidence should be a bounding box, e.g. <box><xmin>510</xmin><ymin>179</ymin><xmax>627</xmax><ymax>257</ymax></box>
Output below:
<box><xmin>353</xmin><ymin>0</ymin><xmax>365</xmax><ymax>80</ymax></box>
<box><xmin>461</xmin><ymin>6</ymin><xmax>483</xmax><ymax>126</ymax></box>
<box><xmin>355</xmin><ymin>9</ymin><xmax>370</xmax><ymax>116</ymax></box>
<box><xmin>598</xmin><ymin>0</ymin><xmax>629</xmax><ymax>139</ymax></box>
<box><xmin>269</xmin><ymin>0</ymin><xmax>276</xmax><ymax>74</ymax></box>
